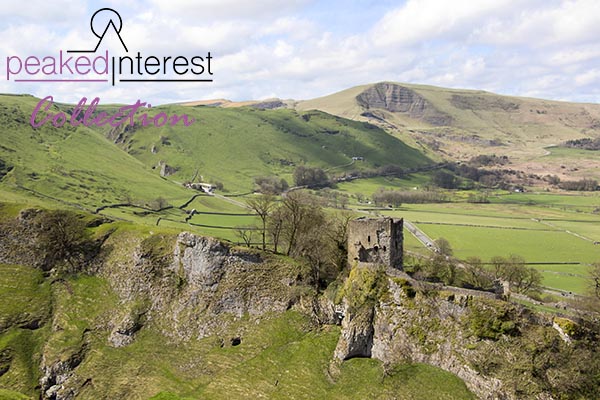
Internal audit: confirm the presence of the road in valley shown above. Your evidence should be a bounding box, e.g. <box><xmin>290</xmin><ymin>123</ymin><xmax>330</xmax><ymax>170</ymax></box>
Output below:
<box><xmin>404</xmin><ymin>220</ymin><xmax>437</xmax><ymax>251</ymax></box>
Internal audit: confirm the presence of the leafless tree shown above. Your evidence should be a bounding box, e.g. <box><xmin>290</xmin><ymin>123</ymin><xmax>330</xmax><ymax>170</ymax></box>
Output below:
<box><xmin>247</xmin><ymin>195</ymin><xmax>275</xmax><ymax>250</ymax></box>
<box><xmin>234</xmin><ymin>226</ymin><xmax>255</xmax><ymax>247</ymax></box>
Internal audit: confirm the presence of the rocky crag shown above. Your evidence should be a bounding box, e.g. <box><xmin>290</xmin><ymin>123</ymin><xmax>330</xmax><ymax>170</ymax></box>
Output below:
<box><xmin>0</xmin><ymin>208</ymin><xmax>598</xmax><ymax>399</ymax></box>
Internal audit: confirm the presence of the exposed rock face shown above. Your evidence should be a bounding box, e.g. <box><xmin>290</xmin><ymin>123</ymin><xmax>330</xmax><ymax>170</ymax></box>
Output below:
<box><xmin>40</xmin><ymin>341</ymin><xmax>88</xmax><ymax>400</ymax></box>
<box><xmin>370</xmin><ymin>280</ymin><xmax>506</xmax><ymax>399</ymax></box>
<box><xmin>159</xmin><ymin>161</ymin><xmax>178</xmax><ymax>177</ymax></box>
<box><xmin>356</xmin><ymin>83</ymin><xmax>453</xmax><ymax>126</ymax></box>
<box><xmin>108</xmin><ymin>309</ymin><xmax>144</xmax><ymax>348</ymax></box>
<box><xmin>0</xmin><ymin>208</ymin><xmax>42</xmax><ymax>268</ymax></box>
<box><xmin>173</xmin><ymin>233</ymin><xmax>233</xmax><ymax>287</ymax></box>
<box><xmin>451</xmin><ymin>94</ymin><xmax>520</xmax><ymax>112</ymax></box>
<box><xmin>251</xmin><ymin>100</ymin><xmax>286</xmax><ymax>110</ymax></box>
<box><xmin>332</xmin><ymin>274</ymin><xmax>581</xmax><ymax>400</ymax></box>
<box><xmin>101</xmin><ymin>232</ymin><xmax>305</xmax><ymax>342</ymax></box>
<box><xmin>333</xmin><ymin>304</ymin><xmax>375</xmax><ymax>361</ymax></box>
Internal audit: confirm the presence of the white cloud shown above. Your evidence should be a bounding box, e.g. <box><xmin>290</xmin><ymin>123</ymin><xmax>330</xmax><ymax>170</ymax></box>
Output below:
<box><xmin>147</xmin><ymin>0</ymin><xmax>310</xmax><ymax>20</ymax></box>
<box><xmin>0</xmin><ymin>1</ymin><xmax>85</xmax><ymax>22</ymax></box>
<box><xmin>2</xmin><ymin>0</ymin><xmax>600</xmax><ymax>104</ymax></box>
<box><xmin>372</xmin><ymin>0</ymin><xmax>517</xmax><ymax>47</ymax></box>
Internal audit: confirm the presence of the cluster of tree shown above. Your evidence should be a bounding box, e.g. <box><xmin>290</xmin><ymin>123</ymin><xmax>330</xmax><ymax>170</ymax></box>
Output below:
<box><xmin>293</xmin><ymin>166</ymin><xmax>331</xmax><ymax>188</ymax></box>
<box><xmin>467</xmin><ymin>193</ymin><xmax>490</xmax><ymax>203</ymax></box>
<box><xmin>445</xmin><ymin>163</ymin><xmax>509</xmax><ymax>189</ymax></box>
<box><xmin>310</xmin><ymin>188</ymin><xmax>349</xmax><ymax>209</ymax></box>
<box><xmin>582</xmin><ymin>262</ymin><xmax>600</xmax><ymax>312</ymax></box>
<box><xmin>407</xmin><ymin>238</ymin><xmax>459</xmax><ymax>285</ymax></box>
<box><xmin>372</xmin><ymin>187</ymin><xmax>448</xmax><ymax>207</ymax></box>
<box><xmin>458</xmin><ymin>255</ymin><xmax>542</xmax><ymax>294</ymax></box>
<box><xmin>437</xmin><ymin>162</ymin><xmax>532</xmax><ymax>191</ymax></box>
<box><xmin>558</xmin><ymin>178</ymin><xmax>598</xmax><ymax>191</ymax></box>
<box><xmin>590</xmin><ymin>263</ymin><xmax>600</xmax><ymax>300</ymax></box>
<box><xmin>406</xmin><ymin>239</ymin><xmax>541</xmax><ymax>295</ymax></box>
<box><xmin>489</xmin><ymin>255</ymin><xmax>542</xmax><ymax>294</ymax></box>
<box><xmin>468</xmin><ymin>154</ymin><xmax>510</xmax><ymax>167</ymax></box>
<box><xmin>242</xmin><ymin>192</ymin><xmax>351</xmax><ymax>288</ymax></box>
<box><xmin>337</xmin><ymin>164</ymin><xmax>406</xmax><ymax>181</ymax></box>
<box><xmin>32</xmin><ymin>210</ymin><xmax>101</xmax><ymax>274</ymax></box>
<box><xmin>544</xmin><ymin>174</ymin><xmax>561</xmax><ymax>185</ymax></box>
<box><xmin>431</xmin><ymin>170</ymin><xmax>460</xmax><ymax>189</ymax></box>
<box><xmin>561</xmin><ymin>137</ymin><xmax>600</xmax><ymax>150</ymax></box>
<box><xmin>253</xmin><ymin>175</ymin><xmax>289</xmax><ymax>194</ymax></box>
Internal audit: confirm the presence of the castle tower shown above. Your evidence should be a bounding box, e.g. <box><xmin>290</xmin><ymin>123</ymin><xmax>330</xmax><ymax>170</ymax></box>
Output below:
<box><xmin>347</xmin><ymin>217</ymin><xmax>403</xmax><ymax>269</ymax></box>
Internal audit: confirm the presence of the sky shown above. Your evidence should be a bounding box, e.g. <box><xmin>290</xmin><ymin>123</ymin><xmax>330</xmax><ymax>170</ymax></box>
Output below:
<box><xmin>1</xmin><ymin>0</ymin><xmax>600</xmax><ymax>104</ymax></box>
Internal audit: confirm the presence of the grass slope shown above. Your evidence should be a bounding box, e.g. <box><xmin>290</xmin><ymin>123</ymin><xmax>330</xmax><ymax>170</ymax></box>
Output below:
<box><xmin>297</xmin><ymin>81</ymin><xmax>600</xmax><ymax>177</ymax></box>
<box><xmin>0</xmin><ymin>94</ymin><xmax>194</xmax><ymax>211</ymax></box>
<box><xmin>0</xmin><ymin>263</ymin><xmax>474</xmax><ymax>400</ymax></box>
<box><xmin>107</xmin><ymin>106</ymin><xmax>430</xmax><ymax>193</ymax></box>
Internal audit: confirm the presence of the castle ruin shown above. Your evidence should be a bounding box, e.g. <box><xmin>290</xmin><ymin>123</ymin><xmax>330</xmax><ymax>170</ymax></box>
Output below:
<box><xmin>347</xmin><ymin>217</ymin><xmax>403</xmax><ymax>269</ymax></box>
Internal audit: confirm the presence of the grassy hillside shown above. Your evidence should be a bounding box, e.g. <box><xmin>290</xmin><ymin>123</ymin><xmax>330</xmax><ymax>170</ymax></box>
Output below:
<box><xmin>0</xmin><ymin>94</ymin><xmax>430</xmax><ymax>240</ymax></box>
<box><xmin>104</xmin><ymin>106</ymin><xmax>430</xmax><ymax>193</ymax></box>
<box><xmin>297</xmin><ymin>82</ymin><xmax>600</xmax><ymax>179</ymax></box>
<box><xmin>0</xmin><ymin>216</ymin><xmax>475</xmax><ymax>400</ymax></box>
<box><xmin>0</xmin><ymin>94</ymin><xmax>194</xmax><ymax>211</ymax></box>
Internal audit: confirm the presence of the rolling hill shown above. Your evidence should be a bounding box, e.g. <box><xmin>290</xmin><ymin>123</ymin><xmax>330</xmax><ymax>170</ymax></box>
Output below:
<box><xmin>0</xmin><ymin>94</ymin><xmax>194</xmax><ymax>210</ymax></box>
<box><xmin>101</xmin><ymin>105</ymin><xmax>431</xmax><ymax>193</ymax></box>
<box><xmin>0</xmin><ymin>93</ymin><xmax>431</xmax><ymax>238</ymax></box>
<box><xmin>296</xmin><ymin>82</ymin><xmax>600</xmax><ymax>180</ymax></box>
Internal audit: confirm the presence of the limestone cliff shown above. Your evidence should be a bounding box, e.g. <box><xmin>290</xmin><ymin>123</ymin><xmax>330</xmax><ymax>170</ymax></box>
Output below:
<box><xmin>1</xmin><ymin>209</ymin><xmax>599</xmax><ymax>399</ymax></box>
<box><xmin>35</xmin><ymin>229</ymin><xmax>312</xmax><ymax>399</ymax></box>
<box><xmin>100</xmin><ymin>231</ymin><xmax>309</xmax><ymax>342</ymax></box>
<box><xmin>333</xmin><ymin>269</ymin><xmax>599</xmax><ymax>400</ymax></box>
<box><xmin>356</xmin><ymin>82</ymin><xmax>453</xmax><ymax>126</ymax></box>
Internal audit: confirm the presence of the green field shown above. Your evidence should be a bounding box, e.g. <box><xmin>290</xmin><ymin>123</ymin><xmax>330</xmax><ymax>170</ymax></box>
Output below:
<box><xmin>335</xmin><ymin>174</ymin><xmax>432</xmax><ymax>195</ymax></box>
<box><xmin>0</xmin><ymin>94</ymin><xmax>431</xmax><ymax>243</ymax></box>
<box><xmin>378</xmin><ymin>198</ymin><xmax>600</xmax><ymax>294</ymax></box>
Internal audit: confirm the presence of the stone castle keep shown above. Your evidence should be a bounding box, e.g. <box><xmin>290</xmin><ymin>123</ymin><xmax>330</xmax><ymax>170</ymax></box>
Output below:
<box><xmin>347</xmin><ymin>217</ymin><xmax>403</xmax><ymax>269</ymax></box>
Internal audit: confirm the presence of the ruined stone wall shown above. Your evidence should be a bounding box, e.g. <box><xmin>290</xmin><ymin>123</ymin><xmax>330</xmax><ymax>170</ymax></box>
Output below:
<box><xmin>347</xmin><ymin>217</ymin><xmax>403</xmax><ymax>269</ymax></box>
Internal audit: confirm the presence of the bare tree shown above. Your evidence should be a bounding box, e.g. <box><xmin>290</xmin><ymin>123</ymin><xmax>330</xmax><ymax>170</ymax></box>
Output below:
<box><xmin>491</xmin><ymin>254</ymin><xmax>541</xmax><ymax>294</ymax></box>
<box><xmin>281</xmin><ymin>191</ymin><xmax>308</xmax><ymax>256</ymax></box>
<box><xmin>324</xmin><ymin>211</ymin><xmax>353</xmax><ymax>270</ymax></box>
<box><xmin>247</xmin><ymin>195</ymin><xmax>275</xmax><ymax>251</ymax></box>
<box><xmin>234</xmin><ymin>226</ymin><xmax>255</xmax><ymax>247</ymax></box>
<box><xmin>267</xmin><ymin>207</ymin><xmax>285</xmax><ymax>254</ymax></box>
<box><xmin>589</xmin><ymin>263</ymin><xmax>600</xmax><ymax>299</ymax></box>
<box><xmin>463</xmin><ymin>256</ymin><xmax>494</xmax><ymax>290</ymax></box>
<box><xmin>434</xmin><ymin>237</ymin><xmax>453</xmax><ymax>257</ymax></box>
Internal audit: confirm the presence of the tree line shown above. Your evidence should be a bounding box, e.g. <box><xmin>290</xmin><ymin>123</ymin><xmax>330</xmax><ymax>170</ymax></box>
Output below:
<box><xmin>239</xmin><ymin>192</ymin><xmax>352</xmax><ymax>288</ymax></box>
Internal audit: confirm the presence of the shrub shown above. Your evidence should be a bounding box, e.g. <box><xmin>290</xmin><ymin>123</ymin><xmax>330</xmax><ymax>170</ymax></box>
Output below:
<box><xmin>293</xmin><ymin>166</ymin><xmax>331</xmax><ymax>188</ymax></box>
<box><xmin>254</xmin><ymin>176</ymin><xmax>289</xmax><ymax>194</ymax></box>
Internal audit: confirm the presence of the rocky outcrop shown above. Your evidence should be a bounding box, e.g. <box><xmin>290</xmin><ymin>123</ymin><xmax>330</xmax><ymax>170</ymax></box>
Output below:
<box><xmin>159</xmin><ymin>161</ymin><xmax>178</xmax><ymax>177</ymax></box>
<box><xmin>356</xmin><ymin>83</ymin><xmax>453</xmax><ymax>126</ymax></box>
<box><xmin>451</xmin><ymin>94</ymin><xmax>520</xmax><ymax>112</ymax></box>
<box><xmin>0</xmin><ymin>208</ymin><xmax>42</xmax><ymax>268</ymax></box>
<box><xmin>101</xmin><ymin>232</ymin><xmax>308</xmax><ymax>342</ymax></box>
<box><xmin>370</xmin><ymin>279</ymin><xmax>506</xmax><ymax>399</ymax></box>
<box><xmin>251</xmin><ymin>100</ymin><xmax>286</xmax><ymax>110</ymax></box>
<box><xmin>333</xmin><ymin>304</ymin><xmax>375</xmax><ymax>360</ymax></box>
<box><xmin>108</xmin><ymin>307</ymin><xmax>145</xmax><ymax>348</ymax></box>
<box><xmin>40</xmin><ymin>339</ymin><xmax>89</xmax><ymax>400</ymax></box>
<box><xmin>332</xmin><ymin>272</ymin><xmax>590</xmax><ymax>400</ymax></box>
